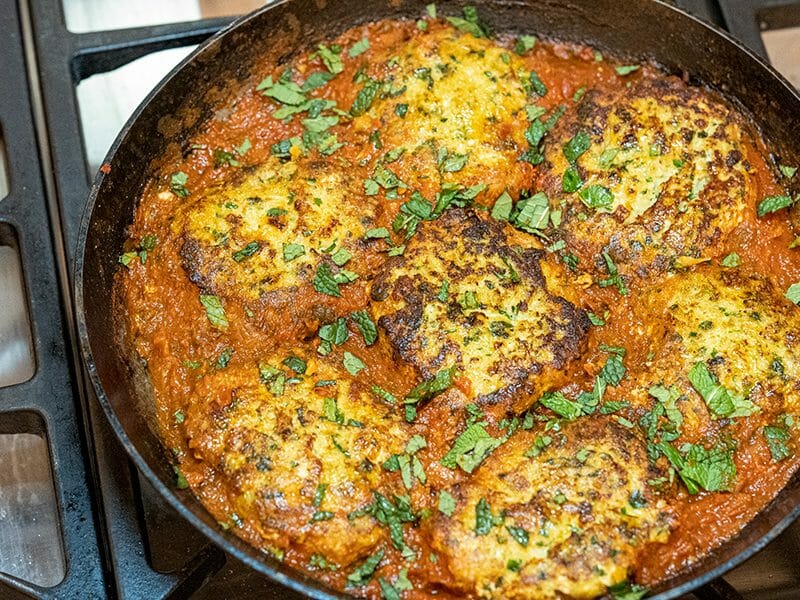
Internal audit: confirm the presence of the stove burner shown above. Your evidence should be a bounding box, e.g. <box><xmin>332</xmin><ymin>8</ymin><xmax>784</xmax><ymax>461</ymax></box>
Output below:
<box><xmin>0</xmin><ymin>0</ymin><xmax>797</xmax><ymax>598</ymax></box>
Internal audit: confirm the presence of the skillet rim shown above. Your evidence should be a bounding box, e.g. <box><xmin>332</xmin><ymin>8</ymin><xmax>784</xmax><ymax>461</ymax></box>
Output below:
<box><xmin>74</xmin><ymin>1</ymin><xmax>800</xmax><ymax>598</ymax></box>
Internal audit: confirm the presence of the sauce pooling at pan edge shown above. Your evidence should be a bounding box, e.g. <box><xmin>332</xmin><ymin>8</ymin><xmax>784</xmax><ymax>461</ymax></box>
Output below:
<box><xmin>117</xmin><ymin>6</ymin><xmax>800</xmax><ymax>599</ymax></box>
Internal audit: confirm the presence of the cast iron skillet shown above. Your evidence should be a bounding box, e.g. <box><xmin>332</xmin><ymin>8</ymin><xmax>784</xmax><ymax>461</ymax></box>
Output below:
<box><xmin>75</xmin><ymin>0</ymin><xmax>800</xmax><ymax>597</ymax></box>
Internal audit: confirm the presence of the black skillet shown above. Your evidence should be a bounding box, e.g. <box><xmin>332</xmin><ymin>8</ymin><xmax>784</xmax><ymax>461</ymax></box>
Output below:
<box><xmin>75</xmin><ymin>0</ymin><xmax>800</xmax><ymax>597</ymax></box>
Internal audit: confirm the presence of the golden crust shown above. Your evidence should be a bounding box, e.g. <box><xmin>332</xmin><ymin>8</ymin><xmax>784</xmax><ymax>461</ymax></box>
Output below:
<box><xmin>182</xmin><ymin>354</ymin><xmax>409</xmax><ymax>567</ymax></box>
<box><xmin>176</xmin><ymin>156</ymin><xmax>383</xmax><ymax>302</ymax></box>
<box><xmin>541</xmin><ymin>78</ymin><xmax>754</xmax><ymax>280</ymax></box>
<box><xmin>370</xmin><ymin>209</ymin><xmax>589</xmax><ymax>409</ymax></box>
<box><xmin>427</xmin><ymin>418</ymin><xmax>672</xmax><ymax>599</ymax></box>
<box><xmin>351</xmin><ymin>27</ymin><xmax>532</xmax><ymax>201</ymax></box>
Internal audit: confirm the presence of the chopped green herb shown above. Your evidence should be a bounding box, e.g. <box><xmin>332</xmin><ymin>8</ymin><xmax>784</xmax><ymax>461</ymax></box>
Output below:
<box><xmin>437</xmin><ymin>279</ymin><xmax>450</xmax><ymax>302</ymax></box>
<box><xmin>438</xmin><ymin>150</ymin><xmax>469</xmax><ymax>173</ymax></box>
<box><xmin>331</xmin><ymin>247</ymin><xmax>352</xmax><ymax>267</ymax></box>
<box><xmin>615</xmin><ymin>65</ymin><xmax>640</xmax><ymax>76</ymax></box>
<box><xmin>506</xmin><ymin>524</ymin><xmax>529</xmax><ymax>547</ymax></box>
<box><xmin>579</xmin><ymin>184</ymin><xmax>613</xmax><ymax>209</ymax></box>
<box><xmin>302</xmin><ymin>71</ymin><xmax>334</xmax><ymax>91</ymax></box>
<box><xmin>474</xmin><ymin>498</ymin><xmax>495</xmax><ymax>535</ymax></box>
<box><xmin>528</xmin><ymin>70</ymin><xmax>547</xmax><ymax>97</ymax></box>
<box><xmin>317</xmin><ymin>44</ymin><xmax>344</xmax><ymax>74</ymax></box>
<box><xmin>404</xmin><ymin>366</ymin><xmax>457</xmax><ymax>420</ymax></box>
<box><xmin>257</xmin><ymin>75</ymin><xmax>307</xmax><ymax>105</ymax></box>
<box><xmin>199</xmin><ymin>294</ymin><xmax>228</xmax><ymax>329</ymax></box>
<box><xmin>721</xmin><ymin>252</ymin><xmax>740</xmax><ymax>268</ymax></box>
<box><xmin>282</xmin><ymin>356</ymin><xmax>307</xmax><ymax>374</ymax></box>
<box><xmin>215</xmin><ymin>347</ymin><xmax>234</xmax><ymax>369</ymax></box>
<box><xmin>491</xmin><ymin>191</ymin><xmax>514</xmax><ymax>221</ymax></box>
<box><xmin>563</xmin><ymin>130</ymin><xmax>590</xmax><ymax>164</ymax></box>
<box><xmin>562</xmin><ymin>165</ymin><xmax>583</xmax><ymax>193</ymax></box>
<box><xmin>348</xmin><ymin>38</ymin><xmax>370</xmax><ymax>57</ymax></box>
<box><xmin>351</xmin><ymin>310</ymin><xmax>378</xmax><ymax>345</ymax></box>
<box><xmin>365</xmin><ymin>227</ymin><xmax>390</xmax><ymax>240</ymax></box>
<box><xmin>313</xmin><ymin>263</ymin><xmax>342</xmax><ymax>297</ymax></box>
<box><xmin>440</xmin><ymin>423</ymin><xmax>503</xmax><ymax>473</ymax></box>
<box><xmin>599</xmin><ymin>353</ymin><xmax>625</xmax><ymax>386</ymax></box>
<box><xmin>438</xmin><ymin>490</ymin><xmax>456</xmax><ymax>516</ymax></box>
<box><xmin>512</xmin><ymin>192</ymin><xmax>550</xmax><ymax>232</ymax></box>
<box><xmin>757</xmin><ymin>194</ymin><xmax>794</xmax><ymax>217</ymax></box>
<box><xmin>232</xmin><ymin>241</ymin><xmax>260</xmax><ymax>262</ymax></box>
<box><xmin>609</xmin><ymin>580</ymin><xmax>649</xmax><ymax>600</ymax></box>
<box><xmin>282</xmin><ymin>242</ymin><xmax>305</xmax><ymax>262</ymax></box>
<box><xmin>351</xmin><ymin>79</ymin><xmax>381</xmax><ymax>116</ymax></box>
<box><xmin>394</xmin><ymin>103</ymin><xmax>408</xmax><ymax>118</ymax></box>
<box><xmin>786</xmin><ymin>283</ymin><xmax>800</xmax><ymax>305</ymax></box>
<box><xmin>514</xmin><ymin>35</ymin><xmax>536</xmax><ymax>54</ymax></box>
<box><xmin>173</xmin><ymin>466</ymin><xmax>189</xmax><ymax>489</ymax></box>
<box><xmin>371</xmin><ymin>385</ymin><xmax>398</xmax><ymax>404</ymax></box>
<box><xmin>597</xmin><ymin>147</ymin><xmax>619</xmax><ymax>169</ymax></box>
<box><xmin>587</xmin><ymin>311</ymin><xmax>606</xmax><ymax>326</ymax></box>
<box><xmin>764</xmin><ymin>424</ymin><xmax>792</xmax><ymax>462</ymax></box>
<box><xmin>660</xmin><ymin>439</ymin><xmax>737</xmax><ymax>494</ymax></box>
<box><xmin>170</xmin><ymin>171</ymin><xmax>190</xmax><ymax>197</ymax></box>
<box><xmin>343</xmin><ymin>351</ymin><xmax>366</xmax><ymax>376</ymax></box>
<box><xmin>446</xmin><ymin>5</ymin><xmax>487</xmax><ymax>38</ymax></box>
<box><xmin>346</xmin><ymin>550</ymin><xmax>384</xmax><ymax>587</ymax></box>
<box><xmin>598</xmin><ymin>252</ymin><xmax>628</xmax><ymax>296</ymax></box>
<box><xmin>540</xmin><ymin>391</ymin><xmax>583</xmax><ymax>420</ymax></box>
<box><xmin>688</xmin><ymin>362</ymin><xmax>758</xmax><ymax>418</ymax></box>
<box><xmin>779</xmin><ymin>165</ymin><xmax>797</xmax><ymax>179</ymax></box>
<box><xmin>524</xmin><ymin>434</ymin><xmax>552</xmax><ymax>457</ymax></box>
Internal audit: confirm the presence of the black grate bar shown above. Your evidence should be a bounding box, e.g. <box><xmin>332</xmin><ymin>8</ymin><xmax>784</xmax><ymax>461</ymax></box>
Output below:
<box><xmin>0</xmin><ymin>0</ymin><xmax>107</xmax><ymax>597</ymax></box>
<box><xmin>72</xmin><ymin>17</ymin><xmax>234</xmax><ymax>81</ymax></box>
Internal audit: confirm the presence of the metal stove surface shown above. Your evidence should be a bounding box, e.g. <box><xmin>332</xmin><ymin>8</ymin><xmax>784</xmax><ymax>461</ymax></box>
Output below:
<box><xmin>0</xmin><ymin>0</ymin><xmax>798</xmax><ymax>598</ymax></box>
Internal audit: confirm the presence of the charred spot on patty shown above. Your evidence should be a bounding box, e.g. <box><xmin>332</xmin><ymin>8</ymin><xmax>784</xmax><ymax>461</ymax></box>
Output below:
<box><xmin>371</xmin><ymin>209</ymin><xmax>589</xmax><ymax>411</ymax></box>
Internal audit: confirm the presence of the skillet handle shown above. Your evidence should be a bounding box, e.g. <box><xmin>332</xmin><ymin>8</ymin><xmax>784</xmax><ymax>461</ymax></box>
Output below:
<box><xmin>693</xmin><ymin>577</ymin><xmax>745</xmax><ymax>600</ymax></box>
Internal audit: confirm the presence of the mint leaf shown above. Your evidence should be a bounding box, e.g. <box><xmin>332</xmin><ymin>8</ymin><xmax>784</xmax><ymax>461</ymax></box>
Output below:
<box><xmin>438</xmin><ymin>490</ymin><xmax>456</xmax><ymax>516</ymax></box>
<box><xmin>313</xmin><ymin>263</ymin><xmax>341</xmax><ymax>297</ymax></box>
<box><xmin>199</xmin><ymin>294</ymin><xmax>228</xmax><ymax>329</ymax></box>
<box><xmin>540</xmin><ymin>391</ymin><xmax>583</xmax><ymax>420</ymax></box>
<box><xmin>351</xmin><ymin>310</ymin><xmax>378</xmax><ymax>345</ymax></box>
<box><xmin>757</xmin><ymin>194</ymin><xmax>794</xmax><ymax>217</ymax></box>
<box><xmin>343</xmin><ymin>351</ymin><xmax>366</xmax><ymax>376</ymax></box>
<box><xmin>440</xmin><ymin>423</ymin><xmax>502</xmax><ymax>472</ymax></box>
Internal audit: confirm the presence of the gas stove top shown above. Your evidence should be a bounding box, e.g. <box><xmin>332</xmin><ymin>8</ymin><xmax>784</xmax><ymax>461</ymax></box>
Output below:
<box><xmin>0</xmin><ymin>1</ymin><xmax>798</xmax><ymax>598</ymax></box>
